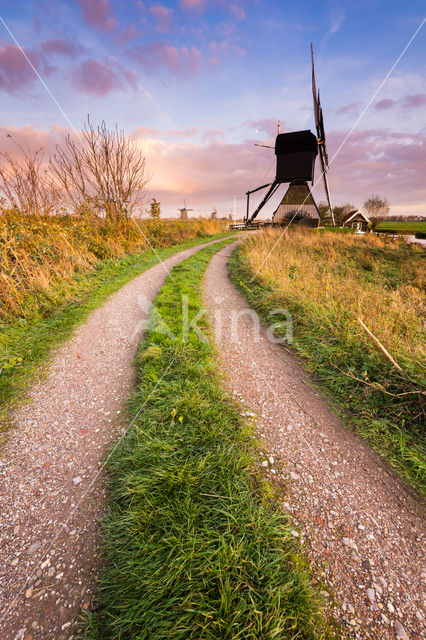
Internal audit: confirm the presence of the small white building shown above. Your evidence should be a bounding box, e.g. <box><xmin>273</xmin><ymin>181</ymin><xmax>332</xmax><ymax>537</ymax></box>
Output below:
<box><xmin>341</xmin><ymin>210</ymin><xmax>371</xmax><ymax>232</ymax></box>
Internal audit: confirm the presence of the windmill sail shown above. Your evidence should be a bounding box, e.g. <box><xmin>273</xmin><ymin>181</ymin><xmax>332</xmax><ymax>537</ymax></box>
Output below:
<box><xmin>311</xmin><ymin>44</ymin><xmax>335</xmax><ymax>225</ymax></box>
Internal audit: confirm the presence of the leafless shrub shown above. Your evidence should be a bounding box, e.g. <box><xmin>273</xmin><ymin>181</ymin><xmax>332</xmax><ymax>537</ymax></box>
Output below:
<box><xmin>363</xmin><ymin>194</ymin><xmax>390</xmax><ymax>219</ymax></box>
<box><xmin>50</xmin><ymin>118</ymin><xmax>150</xmax><ymax>217</ymax></box>
<box><xmin>0</xmin><ymin>135</ymin><xmax>60</xmax><ymax>216</ymax></box>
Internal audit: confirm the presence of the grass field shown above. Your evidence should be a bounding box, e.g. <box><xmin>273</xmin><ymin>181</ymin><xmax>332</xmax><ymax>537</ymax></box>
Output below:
<box><xmin>375</xmin><ymin>221</ymin><xmax>426</xmax><ymax>234</ymax></box>
<box><xmin>83</xmin><ymin>240</ymin><xmax>333</xmax><ymax>640</ymax></box>
<box><xmin>0</xmin><ymin>214</ymin><xmax>229</xmax><ymax>425</ymax></box>
<box><xmin>229</xmin><ymin>229</ymin><xmax>425</xmax><ymax>494</ymax></box>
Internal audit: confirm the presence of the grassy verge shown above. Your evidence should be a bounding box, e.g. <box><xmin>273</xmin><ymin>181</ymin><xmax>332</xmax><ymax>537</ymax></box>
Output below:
<box><xmin>83</xmin><ymin>240</ymin><xmax>332</xmax><ymax>640</ymax></box>
<box><xmin>375</xmin><ymin>221</ymin><xmax>426</xmax><ymax>234</ymax></box>
<box><xmin>0</xmin><ymin>232</ymin><xmax>231</xmax><ymax>425</ymax></box>
<box><xmin>228</xmin><ymin>232</ymin><xmax>425</xmax><ymax>496</ymax></box>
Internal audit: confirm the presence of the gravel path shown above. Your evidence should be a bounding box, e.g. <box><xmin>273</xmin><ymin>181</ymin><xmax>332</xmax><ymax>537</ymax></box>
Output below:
<box><xmin>203</xmin><ymin>242</ymin><xmax>425</xmax><ymax>640</ymax></box>
<box><xmin>0</xmin><ymin>237</ymin><xmax>234</xmax><ymax>640</ymax></box>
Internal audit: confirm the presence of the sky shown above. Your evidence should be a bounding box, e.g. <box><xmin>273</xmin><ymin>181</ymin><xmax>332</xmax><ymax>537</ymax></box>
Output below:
<box><xmin>0</xmin><ymin>0</ymin><xmax>425</xmax><ymax>218</ymax></box>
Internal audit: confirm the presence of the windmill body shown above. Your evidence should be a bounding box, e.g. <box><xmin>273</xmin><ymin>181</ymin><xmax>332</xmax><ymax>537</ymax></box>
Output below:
<box><xmin>244</xmin><ymin>45</ymin><xmax>334</xmax><ymax>226</ymax></box>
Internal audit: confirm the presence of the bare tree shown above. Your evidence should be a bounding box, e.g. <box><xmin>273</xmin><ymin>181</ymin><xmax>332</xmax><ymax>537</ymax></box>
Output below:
<box><xmin>50</xmin><ymin>118</ymin><xmax>150</xmax><ymax>217</ymax></box>
<box><xmin>0</xmin><ymin>135</ymin><xmax>60</xmax><ymax>216</ymax></box>
<box><xmin>363</xmin><ymin>194</ymin><xmax>390</xmax><ymax>220</ymax></box>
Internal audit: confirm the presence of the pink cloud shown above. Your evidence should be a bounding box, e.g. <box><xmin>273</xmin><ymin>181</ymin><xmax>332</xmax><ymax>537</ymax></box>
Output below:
<box><xmin>131</xmin><ymin>126</ymin><xmax>163</xmax><ymax>138</ymax></box>
<box><xmin>128</xmin><ymin>42</ymin><xmax>202</xmax><ymax>76</ymax></box>
<box><xmin>0</xmin><ymin>124</ymin><xmax>69</xmax><ymax>159</ymax></box>
<box><xmin>2</xmin><ymin>123</ymin><xmax>424</xmax><ymax>216</ymax></box>
<box><xmin>72</xmin><ymin>59</ymin><xmax>137</xmax><ymax>96</ymax></box>
<box><xmin>179</xmin><ymin>0</ymin><xmax>205</xmax><ymax>10</ymax></box>
<box><xmin>150</xmin><ymin>5</ymin><xmax>174</xmax><ymax>32</ymax></box>
<box><xmin>209</xmin><ymin>38</ymin><xmax>246</xmax><ymax>67</ymax></box>
<box><xmin>337</xmin><ymin>101</ymin><xmax>361</xmax><ymax>115</ymax></box>
<box><xmin>375</xmin><ymin>98</ymin><xmax>395</xmax><ymax>110</ymax></box>
<box><xmin>0</xmin><ymin>43</ymin><xmax>55</xmax><ymax>95</ymax></box>
<box><xmin>41</xmin><ymin>38</ymin><xmax>86</xmax><ymax>57</ymax></box>
<box><xmin>230</xmin><ymin>4</ymin><xmax>245</xmax><ymax>20</ymax></box>
<box><xmin>76</xmin><ymin>0</ymin><xmax>117</xmax><ymax>32</ymax></box>
<box><xmin>114</xmin><ymin>25</ymin><xmax>140</xmax><ymax>45</ymax></box>
<box><xmin>401</xmin><ymin>93</ymin><xmax>426</xmax><ymax>109</ymax></box>
<box><xmin>130</xmin><ymin>125</ymin><xmax>426</xmax><ymax>214</ymax></box>
<box><xmin>169</xmin><ymin>126</ymin><xmax>198</xmax><ymax>138</ymax></box>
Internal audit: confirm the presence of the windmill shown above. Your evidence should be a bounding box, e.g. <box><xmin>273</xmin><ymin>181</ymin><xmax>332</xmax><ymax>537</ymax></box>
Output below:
<box><xmin>245</xmin><ymin>44</ymin><xmax>334</xmax><ymax>226</ymax></box>
<box><xmin>178</xmin><ymin>199</ymin><xmax>193</xmax><ymax>220</ymax></box>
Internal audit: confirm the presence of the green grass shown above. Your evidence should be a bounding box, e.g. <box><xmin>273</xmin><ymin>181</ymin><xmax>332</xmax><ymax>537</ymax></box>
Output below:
<box><xmin>228</xmin><ymin>247</ymin><xmax>426</xmax><ymax>496</ymax></box>
<box><xmin>317</xmin><ymin>226</ymin><xmax>355</xmax><ymax>234</ymax></box>
<box><xmin>83</xmin><ymin>240</ymin><xmax>333</xmax><ymax>640</ymax></box>
<box><xmin>375</xmin><ymin>221</ymin><xmax>426</xmax><ymax>234</ymax></box>
<box><xmin>0</xmin><ymin>232</ymin><xmax>231</xmax><ymax>427</ymax></box>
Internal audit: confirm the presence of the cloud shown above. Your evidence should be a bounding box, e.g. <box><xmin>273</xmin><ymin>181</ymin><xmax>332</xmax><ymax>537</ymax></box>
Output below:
<box><xmin>76</xmin><ymin>0</ymin><xmax>117</xmax><ymax>32</ymax></box>
<box><xmin>169</xmin><ymin>126</ymin><xmax>198</xmax><ymax>138</ymax></box>
<box><xmin>150</xmin><ymin>5</ymin><xmax>174</xmax><ymax>32</ymax></box>
<box><xmin>327</xmin><ymin>10</ymin><xmax>345</xmax><ymax>36</ymax></box>
<box><xmin>179</xmin><ymin>0</ymin><xmax>205</xmax><ymax>10</ymax></box>
<box><xmin>41</xmin><ymin>38</ymin><xmax>86</xmax><ymax>57</ymax></box>
<box><xmin>244</xmin><ymin>119</ymin><xmax>279</xmax><ymax>137</ymax></box>
<box><xmin>230</xmin><ymin>4</ymin><xmax>245</xmax><ymax>21</ymax></box>
<box><xmin>0</xmin><ymin>43</ymin><xmax>55</xmax><ymax>95</ymax></box>
<box><xmin>0</xmin><ymin>123</ymin><xmax>69</xmax><ymax>158</ymax></box>
<box><xmin>375</xmin><ymin>98</ymin><xmax>395</xmax><ymax>110</ymax></box>
<box><xmin>208</xmin><ymin>38</ymin><xmax>246</xmax><ymax>67</ymax></box>
<box><xmin>374</xmin><ymin>94</ymin><xmax>426</xmax><ymax>112</ymax></box>
<box><xmin>129</xmin><ymin>125</ymin><xmax>426</xmax><ymax>214</ymax></box>
<box><xmin>131</xmin><ymin>126</ymin><xmax>163</xmax><ymax>138</ymax></box>
<box><xmin>72</xmin><ymin>59</ymin><xmax>137</xmax><ymax>96</ymax></box>
<box><xmin>128</xmin><ymin>42</ymin><xmax>202</xmax><ymax>76</ymax></box>
<box><xmin>1</xmin><ymin>124</ymin><xmax>424</xmax><ymax>216</ymax></box>
<box><xmin>336</xmin><ymin>102</ymin><xmax>361</xmax><ymax>116</ymax></box>
<box><xmin>400</xmin><ymin>93</ymin><xmax>426</xmax><ymax>109</ymax></box>
<box><xmin>114</xmin><ymin>25</ymin><xmax>140</xmax><ymax>45</ymax></box>
<box><xmin>323</xmin><ymin>128</ymin><xmax>426</xmax><ymax>208</ymax></box>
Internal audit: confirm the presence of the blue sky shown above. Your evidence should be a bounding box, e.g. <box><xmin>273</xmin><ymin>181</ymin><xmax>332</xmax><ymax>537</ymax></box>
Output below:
<box><xmin>0</xmin><ymin>0</ymin><xmax>425</xmax><ymax>217</ymax></box>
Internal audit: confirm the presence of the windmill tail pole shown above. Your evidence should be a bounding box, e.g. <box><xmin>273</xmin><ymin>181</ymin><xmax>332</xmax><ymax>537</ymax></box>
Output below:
<box><xmin>247</xmin><ymin>181</ymin><xmax>280</xmax><ymax>224</ymax></box>
<box><xmin>319</xmin><ymin>151</ymin><xmax>335</xmax><ymax>226</ymax></box>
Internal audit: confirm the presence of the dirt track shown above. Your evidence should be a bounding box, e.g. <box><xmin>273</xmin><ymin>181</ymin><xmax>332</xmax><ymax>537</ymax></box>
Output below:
<box><xmin>0</xmin><ymin>237</ymin><xmax>233</xmax><ymax>640</ymax></box>
<box><xmin>203</xmin><ymin>242</ymin><xmax>425</xmax><ymax>640</ymax></box>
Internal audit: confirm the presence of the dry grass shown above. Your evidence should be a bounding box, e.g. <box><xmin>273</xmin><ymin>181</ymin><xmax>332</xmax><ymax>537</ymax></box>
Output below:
<box><xmin>0</xmin><ymin>211</ymin><xmax>225</xmax><ymax>322</ymax></box>
<box><xmin>243</xmin><ymin>228</ymin><xmax>425</xmax><ymax>374</ymax></box>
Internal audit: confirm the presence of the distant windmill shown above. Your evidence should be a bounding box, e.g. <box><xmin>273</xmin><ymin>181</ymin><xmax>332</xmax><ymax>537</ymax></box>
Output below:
<box><xmin>245</xmin><ymin>44</ymin><xmax>335</xmax><ymax>226</ymax></box>
<box><xmin>178</xmin><ymin>199</ymin><xmax>193</xmax><ymax>220</ymax></box>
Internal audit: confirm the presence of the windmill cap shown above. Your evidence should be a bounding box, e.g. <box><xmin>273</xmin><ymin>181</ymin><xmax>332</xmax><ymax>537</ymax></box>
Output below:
<box><xmin>275</xmin><ymin>130</ymin><xmax>318</xmax><ymax>156</ymax></box>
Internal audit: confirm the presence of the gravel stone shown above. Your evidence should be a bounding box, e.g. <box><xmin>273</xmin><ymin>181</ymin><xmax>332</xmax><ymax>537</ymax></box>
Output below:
<box><xmin>393</xmin><ymin>619</ymin><xmax>408</xmax><ymax>639</ymax></box>
<box><xmin>367</xmin><ymin>588</ymin><xmax>376</xmax><ymax>604</ymax></box>
<box><xmin>27</xmin><ymin>541</ymin><xmax>41</xmax><ymax>554</ymax></box>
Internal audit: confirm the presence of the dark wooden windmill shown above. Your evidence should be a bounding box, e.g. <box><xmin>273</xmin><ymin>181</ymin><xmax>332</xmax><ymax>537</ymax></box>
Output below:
<box><xmin>245</xmin><ymin>45</ymin><xmax>335</xmax><ymax>226</ymax></box>
<box><xmin>178</xmin><ymin>199</ymin><xmax>193</xmax><ymax>220</ymax></box>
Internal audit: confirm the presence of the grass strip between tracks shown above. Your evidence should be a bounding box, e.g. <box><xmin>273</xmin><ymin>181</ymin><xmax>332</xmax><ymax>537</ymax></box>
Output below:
<box><xmin>83</xmin><ymin>239</ymin><xmax>332</xmax><ymax>640</ymax></box>
<box><xmin>0</xmin><ymin>232</ymin><xmax>231</xmax><ymax>427</ymax></box>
